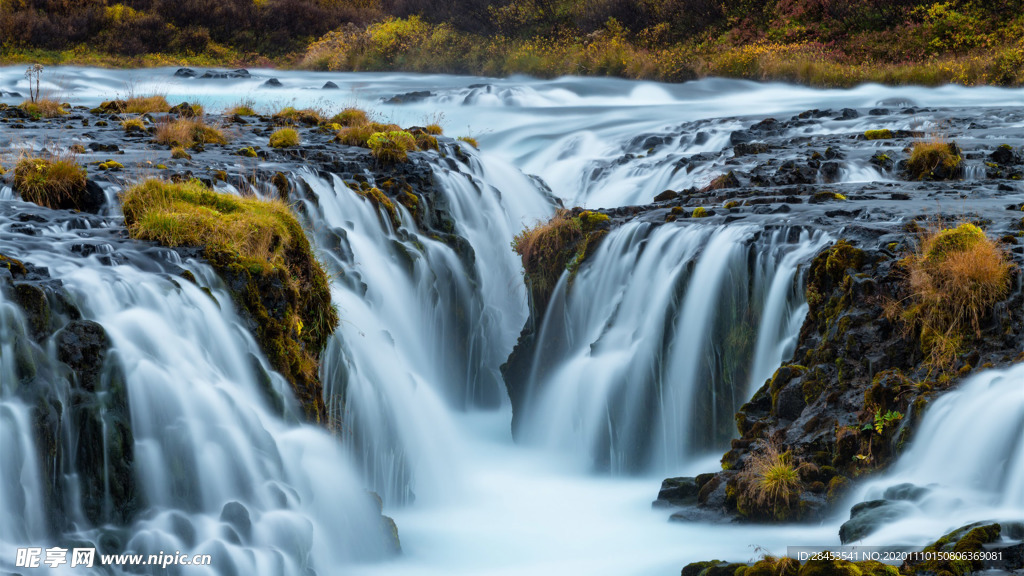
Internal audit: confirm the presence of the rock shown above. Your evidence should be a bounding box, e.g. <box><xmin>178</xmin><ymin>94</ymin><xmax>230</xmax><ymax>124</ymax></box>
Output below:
<box><xmin>56</xmin><ymin>320</ymin><xmax>110</xmax><ymax>391</ymax></box>
<box><xmin>199</xmin><ymin>69</ymin><xmax>251</xmax><ymax>79</ymax></box>
<box><xmin>322</xmin><ymin>81</ymin><xmax>339</xmax><ymax>89</ymax></box>
<box><xmin>838</xmin><ymin>499</ymin><xmax>912</xmax><ymax>543</ymax></box>
<box><xmin>261</xmin><ymin>78</ymin><xmax>283</xmax><ymax>88</ymax></box>
<box><xmin>733</xmin><ymin>142</ymin><xmax>770</xmax><ymax>156</ymax></box>
<box><xmin>654</xmin><ymin>477</ymin><xmax>700</xmax><ymax>507</ymax></box>
<box><xmin>386</xmin><ymin>90</ymin><xmax>433</xmax><ymax>104</ymax></box>
<box><xmin>13</xmin><ymin>283</ymin><xmax>50</xmax><ymax>340</ymax></box>
<box><xmin>653</xmin><ymin>190</ymin><xmax>678</xmax><ymax>202</ymax></box>
<box><xmin>837</xmin><ymin>108</ymin><xmax>859</xmax><ymax>120</ymax></box>
<box><xmin>990</xmin><ymin>144</ymin><xmax>1022</xmax><ymax>165</ymax></box>
<box><xmin>774</xmin><ymin>160</ymin><xmax>817</xmax><ymax>185</ymax></box>
<box><xmin>220</xmin><ymin>501</ymin><xmax>252</xmax><ymax>541</ymax></box>
<box><xmin>819</xmin><ymin>161</ymin><xmax>841</xmax><ymax>183</ymax></box>
<box><xmin>169</xmin><ymin>102</ymin><xmax>201</xmax><ymax>118</ymax></box>
<box><xmin>173</xmin><ymin>68</ymin><xmax>198</xmax><ymax>78</ymax></box>
<box><xmin>80</xmin><ymin>180</ymin><xmax>107</xmax><ymax>214</ymax></box>
<box><xmin>88</xmin><ymin>142</ymin><xmax>120</xmax><ymax>153</ymax></box>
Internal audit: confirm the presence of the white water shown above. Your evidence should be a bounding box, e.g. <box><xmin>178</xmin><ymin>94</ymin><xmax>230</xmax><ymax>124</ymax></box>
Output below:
<box><xmin>0</xmin><ymin>213</ymin><xmax>393</xmax><ymax>574</ymax></box>
<box><xmin>4</xmin><ymin>68</ymin><xmax>1024</xmax><ymax>575</ymax></box>
<box><xmin>846</xmin><ymin>364</ymin><xmax>1024</xmax><ymax>545</ymax></box>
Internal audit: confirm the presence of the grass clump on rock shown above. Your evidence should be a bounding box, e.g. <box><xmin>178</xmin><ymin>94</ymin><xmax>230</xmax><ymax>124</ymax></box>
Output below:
<box><xmin>735</xmin><ymin>440</ymin><xmax>808</xmax><ymax>521</ymax></box>
<box><xmin>13</xmin><ymin>154</ymin><xmax>87</xmax><ymax>209</ymax></box>
<box><xmin>895</xmin><ymin>223</ymin><xmax>1011</xmax><ymax>369</ymax></box>
<box><xmin>864</xmin><ymin>129</ymin><xmax>893</xmax><ymax>140</ymax></box>
<box><xmin>512</xmin><ymin>208</ymin><xmax>611</xmax><ymax>313</ymax></box>
<box><xmin>907</xmin><ymin>138</ymin><xmax>963</xmax><ymax>180</ymax></box>
<box><xmin>19</xmin><ymin>98</ymin><xmax>67</xmax><ymax>118</ymax></box>
<box><xmin>155</xmin><ymin>117</ymin><xmax>227</xmax><ymax>149</ymax></box>
<box><xmin>368</xmin><ymin>130</ymin><xmax>417</xmax><ymax>162</ymax></box>
<box><xmin>121</xmin><ymin>179</ymin><xmax>338</xmax><ymax>421</ymax></box>
<box><xmin>331</xmin><ymin>107</ymin><xmax>369</xmax><ymax>126</ymax></box>
<box><xmin>269</xmin><ymin>128</ymin><xmax>300</xmax><ymax>148</ymax></box>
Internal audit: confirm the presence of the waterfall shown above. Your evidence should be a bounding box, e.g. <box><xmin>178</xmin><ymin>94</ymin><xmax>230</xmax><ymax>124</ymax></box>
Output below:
<box><xmin>0</xmin><ymin>203</ymin><xmax>394</xmax><ymax>575</ymax></box>
<box><xmin>291</xmin><ymin>146</ymin><xmax>553</xmax><ymax>505</ymax></box>
<box><xmin>515</xmin><ymin>222</ymin><xmax>829</xmax><ymax>473</ymax></box>
<box><xmin>847</xmin><ymin>363</ymin><xmax>1024</xmax><ymax>544</ymax></box>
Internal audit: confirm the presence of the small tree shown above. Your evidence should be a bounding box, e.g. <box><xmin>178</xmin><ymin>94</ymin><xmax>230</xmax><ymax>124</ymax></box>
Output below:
<box><xmin>24</xmin><ymin>64</ymin><xmax>44</xmax><ymax>103</ymax></box>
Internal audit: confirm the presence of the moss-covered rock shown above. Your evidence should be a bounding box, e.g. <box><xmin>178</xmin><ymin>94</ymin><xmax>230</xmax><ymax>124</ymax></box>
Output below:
<box><xmin>121</xmin><ymin>178</ymin><xmax>337</xmax><ymax>422</ymax></box>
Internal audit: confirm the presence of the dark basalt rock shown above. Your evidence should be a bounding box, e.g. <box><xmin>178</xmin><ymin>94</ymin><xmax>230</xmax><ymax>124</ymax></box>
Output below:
<box><xmin>199</xmin><ymin>68</ymin><xmax>251</xmax><ymax>79</ymax></box>
<box><xmin>261</xmin><ymin>78</ymin><xmax>283</xmax><ymax>88</ymax></box>
<box><xmin>386</xmin><ymin>90</ymin><xmax>433</xmax><ymax>104</ymax></box>
<box><xmin>322</xmin><ymin>81</ymin><xmax>340</xmax><ymax>89</ymax></box>
<box><xmin>173</xmin><ymin>68</ymin><xmax>198</xmax><ymax>78</ymax></box>
<box><xmin>56</xmin><ymin>320</ymin><xmax>110</xmax><ymax>391</ymax></box>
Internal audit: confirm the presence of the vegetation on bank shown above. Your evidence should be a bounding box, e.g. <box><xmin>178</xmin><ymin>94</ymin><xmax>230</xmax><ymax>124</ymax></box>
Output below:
<box><xmin>121</xmin><ymin>178</ymin><xmax>338</xmax><ymax>421</ymax></box>
<box><xmin>3</xmin><ymin>1</ymin><xmax>1024</xmax><ymax>86</ymax></box>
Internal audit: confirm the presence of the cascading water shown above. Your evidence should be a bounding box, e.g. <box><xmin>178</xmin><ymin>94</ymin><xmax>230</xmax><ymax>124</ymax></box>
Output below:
<box><xmin>844</xmin><ymin>363</ymin><xmax>1024</xmax><ymax>545</ymax></box>
<box><xmin>5</xmin><ymin>67</ymin><xmax>1024</xmax><ymax>576</ymax></box>
<box><xmin>515</xmin><ymin>222</ymin><xmax>829</xmax><ymax>472</ymax></box>
<box><xmin>0</xmin><ymin>202</ymin><xmax>394</xmax><ymax>575</ymax></box>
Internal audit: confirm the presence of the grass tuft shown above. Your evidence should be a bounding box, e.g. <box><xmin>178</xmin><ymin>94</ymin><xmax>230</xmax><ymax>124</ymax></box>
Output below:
<box><xmin>331</xmin><ymin>107</ymin><xmax>369</xmax><ymax>127</ymax></box>
<box><xmin>154</xmin><ymin>117</ymin><xmax>227</xmax><ymax>149</ymax></box>
<box><xmin>367</xmin><ymin>130</ymin><xmax>416</xmax><ymax>162</ymax></box>
<box><xmin>895</xmin><ymin>223</ymin><xmax>1011</xmax><ymax>369</ymax></box>
<box><xmin>269</xmin><ymin>128</ymin><xmax>300</xmax><ymax>148</ymax></box>
<box><xmin>19</xmin><ymin>98</ymin><xmax>66</xmax><ymax>118</ymax></box>
<box><xmin>907</xmin><ymin>138</ymin><xmax>963</xmax><ymax>180</ymax></box>
<box><xmin>13</xmin><ymin>152</ymin><xmax>87</xmax><ymax>209</ymax></box>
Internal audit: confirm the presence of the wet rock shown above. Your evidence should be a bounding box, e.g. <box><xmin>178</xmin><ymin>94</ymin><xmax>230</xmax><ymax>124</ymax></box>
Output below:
<box><xmin>14</xmin><ymin>283</ymin><xmax>51</xmax><ymax>340</ymax></box>
<box><xmin>837</xmin><ymin>108</ymin><xmax>860</xmax><ymax>120</ymax></box>
<box><xmin>654</xmin><ymin>190</ymin><xmax>678</xmax><ymax>202</ymax></box>
<box><xmin>199</xmin><ymin>69</ymin><xmax>251</xmax><ymax>79</ymax></box>
<box><xmin>774</xmin><ymin>160</ymin><xmax>817</xmax><ymax>185</ymax></box>
<box><xmin>173</xmin><ymin>68</ymin><xmax>198</xmax><ymax>78</ymax></box>
<box><xmin>322</xmin><ymin>81</ymin><xmax>339</xmax><ymax>89</ymax></box>
<box><xmin>839</xmin><ymin>499</ymin><xmax>913</xmax><ymax>543</ymax></box>
<box><xmin>56</xmin><ymin>320</ymin><xmax>110</xmax><ymax>391</ymax></box>
<box><xmin>654</xmin><ymin>477</ymin><xmax>700</xmax><ymax>507</ymax></box>
<box><xmin>819</xmin><ymin>161</ymin><xmax>841</xmax><ymax>183</ymax></box>
<box><xmin>220</xmin><ymin>501</ymin><xmax>253</xmax><ymax>541</ymax></box>
<box><xmin>169</xmin><ymin>102</ymin><xmax>202</xmax><ymax>118</ymax></box>
<box><xmin>990</xmin><ymin>144</ymin><xmax>1022</xmax><ymax>165</ymax></box>
<box><xmin>261</xmin><ymin>78</ymin><xmax>283</xmax><ymax>88</ymax></box>
<box><xmin>386</xmin><ymin>90</ymin><xmax>433</xmax><ymax>104</ymax></box>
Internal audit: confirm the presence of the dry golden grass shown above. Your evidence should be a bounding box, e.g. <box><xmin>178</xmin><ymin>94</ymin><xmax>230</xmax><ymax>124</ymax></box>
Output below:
<box><xmin>273</xmin><ymin>106</ymin><xmax>324</xmax><ymax>126</ymax></box>
<box><xmin>121</xmin><ymin>118</ymin><xmax>145</xmax><ymax>131</ymax></box>
<box><xmin>19</xmin><ymin>98</ymin><xmax>66</xmax><ymax>118</ymax></box>
<box><xmin>907</xmin><ymin>137</ymin><xmax>963</xmax><ymax>180</ymax></box>
<box><xmin>738</xmin><ymin>441</ymin><xmax>807</xmax><ymax>515</ymax></box>
<box><xmin>13</xmin><ymin>151</ymin><xmax>86</xmax><ymax>208</ymax></box>
<box><xmin>124</xmin><ymin>95</ymin><xmax>170</xmax><ymax>113</ymax></box>
<box><xmin>331</xmin><ymin>107</ymin><xmax>368</xmax><ymax>126</ymax></box>
<box><xmin>154</xmin><ymin>117</ymin><xmax>227</xmax><ymax>149</ymax></box>
<box><xmin>896</xmin><ymin>223</ymin><xmax>1011</xmax><ymax>368</ymax></box>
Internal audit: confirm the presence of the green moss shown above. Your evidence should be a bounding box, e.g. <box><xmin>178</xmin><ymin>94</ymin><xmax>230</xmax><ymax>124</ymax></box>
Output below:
<box><xmin>797</xmin><ymin>559</ymin><xmax>862</xmax><ymax>576</ymax></box>
<box><xmin>864</xmin><ymin>129</ymin><xmax>893</xmax><ymax>140</ymax></box>
<box><xmin>171</xmin><ymin>147</ymin><xmax>191</xmax><ymax>160</ymax></box>
<box><xmin>577</xmin><ymin>210</ymin><xmax>610</xmax><ymax>231</ymax></box>
<box><xmin>269</xmin><ymin>128</ymin><xmax>300</xmax><ymax>148</ymax></box>
<box><xmin>236</xmin><ymin>146</ymin><xmax>258</xmax><ymax>157</ymax></box>
<box><xmin>98</xmin><ymin>160</ymin><xmax>124</xmax><ymax>171</ymax></box>
<box><xmin>692</xmin><ymin>206</ymin><xmax>708</xmax><ymax>218</ymax></box>
<box><xmin>925</xmin><ymin>223</ymin><xmax>985</xmax><ymax>262</ymax></box>
<box><xmin>907</xmin><ymin>140</ymin><xmax>963</xmax><ymax>180</ymax></box>
<box><xmin>355</xmin><ymin>186</ymin><xmax>400</xmax><ymax>228</ymax></box>
<box><xmin>273</xmin><ymin>106</ymin><xmax>323</xmax><ymax>126</ymax></box>
<box><xmin>121</xmin><ymin>179</ymin><xmax>338</xmax><ymax>422</ymax></box>
<box><xmin>724</xmin><ymin>200</ymin><xmax>740</xmax><ymax>209</ymax></box>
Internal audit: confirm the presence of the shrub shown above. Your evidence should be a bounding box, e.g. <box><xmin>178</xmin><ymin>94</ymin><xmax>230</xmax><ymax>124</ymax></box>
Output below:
<box><xmin>154</xmin><ymin>117</ymin><xmax>227</xmax><ymax>149</ymax></box>
<box><xmin>367</xmin><ymin>130</ymin><xmax>416</xmax><ymax>162</ymax></box>
<box><xmin>13</xmin><ymin>154</ymin><xmax>87</xmax><ymax>209</ymax></box>
<box><xmin>907</xmin><ymin>138</ymin><xmax>963</xmax><ymax>180</ymax></box>
<box><xmin>898</xmin><ymin>223</ymin><xmax>1011</xmax><ymax>368</ymax></box>
<box><xmin>19</xmin><ymin>98</ymin><xmax>67</xmax><ymax>118</ymax></box>
<box><xmin>269</xmin><ymin>128</ymin><xmax>300</xmax><ymax>148</ymax></box>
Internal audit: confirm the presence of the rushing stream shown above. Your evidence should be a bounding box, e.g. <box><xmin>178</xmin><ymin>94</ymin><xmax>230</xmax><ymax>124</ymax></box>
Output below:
<box><xmin>3</xmin><ymin>67</ymin><xmax>1024</xmax><ymax>575</ymax></box>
